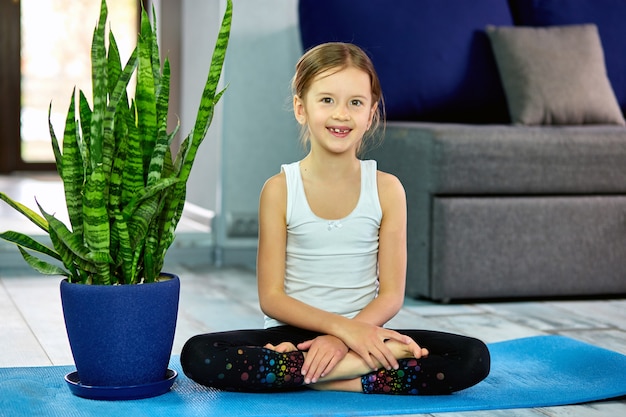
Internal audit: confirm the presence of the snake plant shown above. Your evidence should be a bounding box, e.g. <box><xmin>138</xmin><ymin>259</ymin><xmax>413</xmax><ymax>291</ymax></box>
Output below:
<box><xmin>0</xmin><ymin>0</ymin><xmax>232</xmax><ymax>285</ymax></box>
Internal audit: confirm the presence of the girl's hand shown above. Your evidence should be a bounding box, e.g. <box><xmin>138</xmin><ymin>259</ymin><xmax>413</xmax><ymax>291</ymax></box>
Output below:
<box><xmin>264</xmin><ymin>341</ymin><xmax>298</xmax><ymax>353</ymax></box>
<box><xmin>340</xmin><ymin>321</ymin><xmax>414</xmax><ymax>371</ymax></box>
<box><xmin>297</xmin><ymin>335</ymin><xmax>348</xmax><ymax>384</ymax></box>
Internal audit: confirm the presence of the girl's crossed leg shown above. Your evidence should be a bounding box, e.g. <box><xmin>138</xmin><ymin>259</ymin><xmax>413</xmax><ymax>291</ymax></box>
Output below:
<box><xmin>180</xmin><ymin>326</ymin><xmax>490</xmax><ymax>395</ymax></box>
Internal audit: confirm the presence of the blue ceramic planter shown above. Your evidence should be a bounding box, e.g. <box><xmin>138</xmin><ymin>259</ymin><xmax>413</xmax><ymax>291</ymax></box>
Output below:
<box><xmin>60</xmin><ymin>273</ymin><xmax>180</xmax><ymax>390</ymax></box>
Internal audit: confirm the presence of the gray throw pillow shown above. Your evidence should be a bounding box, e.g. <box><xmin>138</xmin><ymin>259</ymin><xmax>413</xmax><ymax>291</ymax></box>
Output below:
<box><xmin>486</xmin><ymin>24</ymin><xmax>625</xmax><ymax>126</ymax></box>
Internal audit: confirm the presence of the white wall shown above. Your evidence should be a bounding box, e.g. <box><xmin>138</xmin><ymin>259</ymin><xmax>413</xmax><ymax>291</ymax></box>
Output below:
<box><xmin>179</xmin><ymin>0</ymin><xmax>304</xmax><ymax>266</ymax></box>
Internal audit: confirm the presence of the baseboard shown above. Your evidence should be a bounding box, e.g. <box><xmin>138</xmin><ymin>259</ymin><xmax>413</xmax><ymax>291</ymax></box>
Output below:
<box><xmin>213</xmin><ymin>245</ymin><xmax>257</xmax><ymax>270</ymax></box>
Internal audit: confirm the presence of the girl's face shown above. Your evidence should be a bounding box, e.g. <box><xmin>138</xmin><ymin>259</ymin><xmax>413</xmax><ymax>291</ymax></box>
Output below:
<box><xmin>294</xmin><ymin>66</ymin><xmax>377</xmax><ymax>157</ymax></box>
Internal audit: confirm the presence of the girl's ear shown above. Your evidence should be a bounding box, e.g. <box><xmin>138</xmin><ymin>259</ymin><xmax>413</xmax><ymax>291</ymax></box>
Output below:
<box><xmin>367</xmin><ymin>101</ymin><xmax>379</xmax><ymax>130</ymax></box>
<box><xmin>293</xmin><ymin>95</ymin><xmax>307</xmax><ymax>125</ymax></box>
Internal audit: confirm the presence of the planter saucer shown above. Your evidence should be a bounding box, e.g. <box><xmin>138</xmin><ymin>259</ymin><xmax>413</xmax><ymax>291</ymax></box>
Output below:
<box><xmin>64</xmin><ymin>369</ymin><xmax>177</xmax><ymax>400</ymax></box>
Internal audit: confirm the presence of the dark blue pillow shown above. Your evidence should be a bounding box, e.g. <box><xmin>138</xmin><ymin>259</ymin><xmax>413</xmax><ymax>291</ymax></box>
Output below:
<box><xmin>298</xmin><ymin>0</ymin><xmax>514</xmax><ymax>123</ymax></box>
<box><xmin>509</xmin><ymin>0</ymin><xmax>626</xmax><ymax>114</ymax></box>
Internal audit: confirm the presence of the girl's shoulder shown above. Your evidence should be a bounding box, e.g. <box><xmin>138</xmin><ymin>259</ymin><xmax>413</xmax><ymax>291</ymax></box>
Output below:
<box><xmin>376</xmin><ymin>169</ymin><xmax>406</xmax><ymax>207</ymax></box>
<box><xmin>259</xmin><ymin>172</ymin><xmax>288</xmax><ymax>219</ymax></box>
<box><xmin>261</xmin><ymin>171</ymin><xmax>287</xmax><ymax>196</ymax></box>
<box><xmin>376</xmin><ymin>169</ymin><xmax>403</xmax><ymax>190</ymax></box>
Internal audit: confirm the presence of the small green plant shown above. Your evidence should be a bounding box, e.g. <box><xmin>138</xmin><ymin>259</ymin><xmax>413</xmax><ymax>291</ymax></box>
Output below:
<box><xmin>0</xmin><ymin>0</ymin><xmax>232</xmax><ymax>285</ymax></box>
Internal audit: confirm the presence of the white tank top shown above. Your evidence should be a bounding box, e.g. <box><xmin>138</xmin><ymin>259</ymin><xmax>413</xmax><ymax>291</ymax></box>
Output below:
<box><xmin>264</xmin><ymin>160</ymin><xmax>383</xmax><ymax>328</ymax></box>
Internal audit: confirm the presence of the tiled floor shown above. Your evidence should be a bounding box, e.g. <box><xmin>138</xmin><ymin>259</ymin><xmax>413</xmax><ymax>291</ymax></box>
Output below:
<box><xmin>1</xmin><ymin>174</ymin><xmax>625</xmax><ymax>417</ymax></box>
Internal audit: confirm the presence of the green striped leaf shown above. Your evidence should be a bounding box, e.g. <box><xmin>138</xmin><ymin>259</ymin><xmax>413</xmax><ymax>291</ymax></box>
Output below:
<box><xmin>105</xmin><ymin>47</ymin><xmax>138</xmax><ymax>141</ymax></box>
<box><xmin>173</xmin><ymin>133</ymin><xmax>191</xmax><ymax>174</ymax></box>
<box><xmin>146</xmin><ymin>125</ymin><xmax>169</xmax><ymax>186</ymax></box>
<box><xmin>46</xmin><ymin>222</ymin><xmax>89</xmax><ymax>283</ymax></box>
<box><xmin>106</xmin><ymin>31</ymin><xmax>122</xmax><ymax>97</ymax></box>
<box><xmin>146</xmin><ymin>59</ymin><xmax>172</xmax><ymax>186</ymax></box>
<box><xmin>151</xmin><ymin>0</ymin><xmax>232</xmax><ymax>268</ymax></box>
<box><xmin>78</xmin><ymin>90</ymin><xmax>92</xmax><ymax>175</ymax></box>
<box><xmin>60</xmin><ymin>89</ymin><xmax>85</xmax><ymax>235</ymax></box>
<box><xmin>17</xmin><ymin>247</ymin><xmax>70</xmax><ymax>277</ymax></box>
<box><xmin>106</xmin><ymin>35</ymin><xmax>131</xmax><ymax>214</ymax></box>
<box><xmin>37</xmin><ymin>203</ymin><xmax>100</xmax><ymax>280</ymax></box>
<box><xmin>82</xmin><ymin>167</ymin><xmax>111</xmax><ymax>283</ymax></box>
<box><xmin>143</xmin><ymin>202</ymin><xmax>165</xmax><ymax>283</ymax></box>
<box><xmin>149</xmin><ymin>3</ymin><xmax>162</xmax><ymax>92</ymax></box>
<box><xmin>190</xmin><ymin>0</ymin><xmax>232</xmax><ymax>141</ymax></box>
<box><xmin>122</xmin><ymin>177</ymin><xmax>177</xmax><ymax>271</ymax></box>
<box><xmin>137</xmin><ymin>7</ymin><xmax>157</xmax><ymax>174</ymax></box>
<box><xmin>163</xmin><ymin>120</ymin><xmax>179</xmax><ymax>172</ymax></box>
<box><xmin>126</xmin><ymin>195</ymin><xmax>158</xmax><ymax>255</ymax></box>
<box><xmin>111</xmin><ymin>212</ymin><xmax>135</xmax><ymax>283</ymax></box>
<box><xmin>102</xmin><ymin>47</ymin><xmax>138</xmax><ymax>199</ymax></box>
<box><xmin>121</xmin><ymin>100</ymin><xmax>144</xmax><ymax>205</ymax></box>
<box><xmin>154</xmin><ymin>210</ymin><xmax>180</xmax><ymax>267</ymax></box>
<box><xmin>89</xmin><ymin>0</ymin><xmax>108</xmax><ymax>168</ymax></box>
<box><xmin>161</xmin><ymin>120</ymin><xmax>180</xmax><ymax>183</ymax></box>
<box><xmin>49</xmin><ymin>102</ymin><xmax>63</xmax><ymax>177</ymax></box>
<box><xmin>156</xmin><ymin>134</ymin><xmax>191</xmax><ymax>252</ymax></box>
<box><xmin>109</xmin><ymin>110</ymin><xmax>128</xmax><ymax>210</ymax></box>
<box><xmin>0</xmin><ymin>231</ymin><xmax>62</xmax><ymax>262</ymax></box>
<box><xmin>0</xmin><ymin>192</ymin><xmax>48</xmax><ymax>233</ymax></box>
<box><xmin>123</xmin><ymin>177</ymin><xmax>179</xmax><ymax>217</ymax></box>
<box><xmin>179</xmin><ymin>0</ymin><xmax>232</xmax><ymax>188</ymax></box>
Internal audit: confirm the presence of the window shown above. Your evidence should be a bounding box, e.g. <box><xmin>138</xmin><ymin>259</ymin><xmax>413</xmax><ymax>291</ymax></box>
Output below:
<box><xmin>0</xmin><ymin>0</ymin><xmax>142</xmax><ymax>172</ymax></box>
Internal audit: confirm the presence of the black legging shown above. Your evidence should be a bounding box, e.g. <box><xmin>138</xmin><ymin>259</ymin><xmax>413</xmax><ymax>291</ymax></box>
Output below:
<box><xmin>180</xmin><ymin>326</ymin><xmax>490</xmax><ymax>395</ymax></box>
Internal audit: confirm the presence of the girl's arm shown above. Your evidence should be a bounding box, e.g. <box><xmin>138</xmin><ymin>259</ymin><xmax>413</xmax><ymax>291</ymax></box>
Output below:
<box><xmin>353</xmin><ymin>171</ymin><xmax>408</xmax><ymax>326</ymax></box>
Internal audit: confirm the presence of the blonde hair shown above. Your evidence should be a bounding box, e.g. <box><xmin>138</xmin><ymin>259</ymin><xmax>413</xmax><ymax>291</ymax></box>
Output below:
<box><xmin>291</xmin><ymin>42</ymin><xmax>386</xmax><ymax>157</ymax></box>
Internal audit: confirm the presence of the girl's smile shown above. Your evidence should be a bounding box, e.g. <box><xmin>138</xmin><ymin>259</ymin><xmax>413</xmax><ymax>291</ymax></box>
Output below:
<box><xmin>328</xmin><ymin>126</ymin><xmax>351</xmax><ymax>137</ymax></box>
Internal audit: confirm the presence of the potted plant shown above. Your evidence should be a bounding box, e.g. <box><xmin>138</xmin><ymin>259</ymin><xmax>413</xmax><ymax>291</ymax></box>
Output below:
<box><xmin>0</xmin><ymin>0</ymin><xmax>232</xmax><ymax>400</ymax></box>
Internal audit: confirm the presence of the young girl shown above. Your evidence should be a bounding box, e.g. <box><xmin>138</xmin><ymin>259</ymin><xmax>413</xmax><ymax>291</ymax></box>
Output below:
<box><xmin>180</xmin><ymin>42</ymin><xmax>490</xmax><ymax>395</ymax></box>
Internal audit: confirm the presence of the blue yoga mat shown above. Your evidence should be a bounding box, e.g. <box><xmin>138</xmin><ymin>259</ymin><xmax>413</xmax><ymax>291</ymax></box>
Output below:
<box><xmin>1</xmin><ymin>335</ymin><xmax>626</xmax><ymax>417</ymax></box>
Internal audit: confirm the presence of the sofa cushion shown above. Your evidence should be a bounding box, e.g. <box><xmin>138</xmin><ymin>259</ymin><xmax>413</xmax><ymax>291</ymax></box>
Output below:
<box><xmin>298</xmin><ymin>0</ymin><xmax>513</xmax><ymax>123</ymax></box>
<box><xmin>486</xmin><ymin>24</ymin><xmax>625</xmax><ymax>126</ymax></box>
<box><xmin>508</xmin><ymin>0</ymin><xmax>626</xmax><ymax>116</ymax></box>
<box><xmin>373</xmin><ymin>122</ymin><xmax>626</xmax><ymax>194</ymax></box>
<box><xmin>431</xmin><ymin>195</ymin><xmax>626</xmax><ymax>299</ymax></box>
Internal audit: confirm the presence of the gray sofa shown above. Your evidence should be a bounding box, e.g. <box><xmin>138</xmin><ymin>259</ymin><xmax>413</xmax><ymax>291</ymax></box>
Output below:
<box><xmin>370</xmin><ymin>123</ymin><xmax>626</xmax><ymax>301</ymax></box>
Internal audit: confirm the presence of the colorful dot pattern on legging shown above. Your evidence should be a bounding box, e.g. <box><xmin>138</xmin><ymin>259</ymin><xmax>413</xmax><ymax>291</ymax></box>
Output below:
<box><xmin>361</xmin><ymin>358</ymin><xmax>439</xmax><ymax>395</ymax></box>
<box><xmin>212</xmin><ymin>348</ymin><xmax>306</xmax><ymax>391</ymax></box>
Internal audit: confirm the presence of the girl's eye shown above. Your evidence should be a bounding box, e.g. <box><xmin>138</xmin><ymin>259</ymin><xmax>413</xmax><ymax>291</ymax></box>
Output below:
<box><xmin>321</xmin><ymin>97</ymin><xmax>333</xmax><ymax>104</ymax></box>
<box><xmin>351</xmin><ymin>99</ymin><xmax>363</xmax><ymax>107</ymax></box>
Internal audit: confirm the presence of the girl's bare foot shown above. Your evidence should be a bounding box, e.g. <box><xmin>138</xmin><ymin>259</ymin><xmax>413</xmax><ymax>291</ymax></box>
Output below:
<box><xmin>264</xmin><ymin>341</ymin><xmax>298</xmax><ymax>352</ymax></box>
<box><xmin>385</xmin><ymin>338</ymin><xmax>429</xmax><ymax>360</ymax></box>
